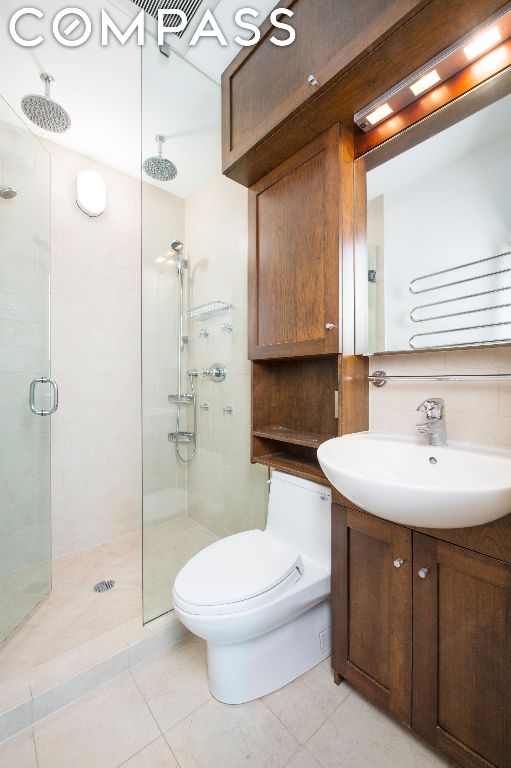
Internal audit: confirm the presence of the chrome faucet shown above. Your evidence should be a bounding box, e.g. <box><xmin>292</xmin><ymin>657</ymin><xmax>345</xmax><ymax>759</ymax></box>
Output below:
<box><xmin>416</xmin><ymin>398</ymin><xmax>447</xmax><ymax>446</ymax></box>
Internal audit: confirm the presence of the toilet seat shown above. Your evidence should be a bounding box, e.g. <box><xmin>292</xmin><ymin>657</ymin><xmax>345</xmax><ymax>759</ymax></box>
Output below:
<box><xmin>173</xmin><ymin>530</ymin><xmax>304</xmax><ymax>616</ymax></box>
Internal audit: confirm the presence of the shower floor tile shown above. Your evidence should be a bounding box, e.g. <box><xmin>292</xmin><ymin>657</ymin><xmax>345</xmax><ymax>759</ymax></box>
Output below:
<box><xmin>0</xmin><ymin>516</ymin><xmax>219</xmax><ymax>711</ymax></box>
<box><xmin>0</xmin><ymin>531</ymin><xmax>142</xmax><ymax>686</ymax></box>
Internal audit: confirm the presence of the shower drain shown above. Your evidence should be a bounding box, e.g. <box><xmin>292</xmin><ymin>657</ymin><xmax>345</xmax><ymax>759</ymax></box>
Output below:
<box><xmin>94</xmin><ymin>580</ymin><xmax>115</xmax><ymax>593</ymax></box>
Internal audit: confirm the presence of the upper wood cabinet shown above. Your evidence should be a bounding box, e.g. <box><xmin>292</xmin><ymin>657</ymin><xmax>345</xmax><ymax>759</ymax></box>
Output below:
<box><xmin>248</xmin><ymin>124</ymin><xmax>343</xmax><ymax>359</ymax></box>
<box><xmin>413</xmin><ymin>534</ymin><xmax>511</xmax><ymax>768</ymax></box>
<box><xmin>222</xmin><ymin>0</ymin><xmax>426</xmax><ymax>174</ymax></box>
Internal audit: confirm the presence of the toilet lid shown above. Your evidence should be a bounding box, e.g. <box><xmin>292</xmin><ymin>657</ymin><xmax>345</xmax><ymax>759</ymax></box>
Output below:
<box><xmin>173</xmin><ymin>530</ymin><xmax>304</xmax><ymax>608</ymax></box>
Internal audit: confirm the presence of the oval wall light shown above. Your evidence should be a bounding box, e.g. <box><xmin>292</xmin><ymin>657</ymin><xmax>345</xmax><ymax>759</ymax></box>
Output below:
<box><xmin>76</xmin><ymin>170</ymin><xmax>106</xmax><ymax>217</ymax></box>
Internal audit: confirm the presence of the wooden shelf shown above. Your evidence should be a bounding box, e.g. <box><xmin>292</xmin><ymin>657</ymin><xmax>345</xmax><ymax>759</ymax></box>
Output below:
<box><xmin>253</xmin><ymin>426</ymin><xmax>335</xmax><ymax>449</ymax></box>
<box><xmin>255</xmin><ymin>452</ymin><xmax>329</xmax><ymax>486</ymax></box>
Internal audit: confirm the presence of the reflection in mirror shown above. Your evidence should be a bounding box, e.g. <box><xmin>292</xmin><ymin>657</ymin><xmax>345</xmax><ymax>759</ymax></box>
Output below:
<box><xmin>360</xmin><ymin>90</ymin><xmax>511</xmax><ymax>354</ymax></box>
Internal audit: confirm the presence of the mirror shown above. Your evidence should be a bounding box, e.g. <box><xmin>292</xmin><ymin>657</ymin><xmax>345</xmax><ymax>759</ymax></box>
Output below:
<box><xmin>359</xmin><ymin>89</ymin><xmax>511</xmax><ymax>354</ymax></box>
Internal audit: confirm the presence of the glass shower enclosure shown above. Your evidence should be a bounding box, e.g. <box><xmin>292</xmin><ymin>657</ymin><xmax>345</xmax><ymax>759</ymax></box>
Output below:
<box><xmin>0</xmin><ymin>96</ymin><xmax>53</xmax><ymax>643</ymax></box>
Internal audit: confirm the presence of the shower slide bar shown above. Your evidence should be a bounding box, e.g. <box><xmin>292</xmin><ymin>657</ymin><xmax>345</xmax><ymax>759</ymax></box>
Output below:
<box><xmin>408</xmin><ymin>251</ymin><xmax>511</xmax><ymax>350</ymax></box>
<box><xmin>370</xmin><ymin>370</ymin><xmax>511</xmax><ymax>387</ymax></box>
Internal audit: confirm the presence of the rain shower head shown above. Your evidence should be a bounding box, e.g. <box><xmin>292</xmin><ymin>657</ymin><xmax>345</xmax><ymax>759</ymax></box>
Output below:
<box><xmin>0</xmin><ymin>186</ymin><xmax>18</xmax><ymax>200</ymax></box>
<box><xmin>143</xmin><ymin>135</ymin><xmax>177</xmax><ymax>182</ymax></box>
<box><xmin>21</xmin><ymin>74</ymin><xmax>71</xmax><ymax>134</ymax></box>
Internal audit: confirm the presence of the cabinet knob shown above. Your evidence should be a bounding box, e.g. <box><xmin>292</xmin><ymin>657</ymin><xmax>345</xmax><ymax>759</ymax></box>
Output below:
<box><xmin>418</xmin><ymin>567</ymin><xmax>430</xmax><ymax>579</ymax></box>
<box><xmin>308</xmin><ymin>74</ymin><xmax>319</xmax><ymax>87</ymax></box>
<box><xmin>393</xmin><ymin>558</ymin><xmax>404</xmax><ymax>569</ymax></box>
<box><xmin>325</xmin><ymin>323</ymin><xmax>336</xmax><ymax>331</ymax></box>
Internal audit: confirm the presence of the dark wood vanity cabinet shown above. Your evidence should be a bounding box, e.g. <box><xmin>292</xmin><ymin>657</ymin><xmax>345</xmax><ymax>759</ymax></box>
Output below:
<box><xmin>248</xmin><ymin>125</ymin><xmax>341</xmax><ymax>360</ymax></box>
<box><xmin>332</xmin><ymin>505</ymin><xmax>511</xmax><ymax>768</ymax></box>
<box><xmin>332</xmin><ymin>506</ymin><xmax>412</xmax><ymax>724</ymax></box>
<box><xmin>413</xmin><ymin>534</ymin><xmax>511</xmax><ymax>768</ymax></box>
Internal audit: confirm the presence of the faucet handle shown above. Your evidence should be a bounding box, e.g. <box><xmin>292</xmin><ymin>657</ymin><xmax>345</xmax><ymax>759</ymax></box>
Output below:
<box><xmin>417</xmin><ymin>398</ymin><xmax>444</xmax><ymax>420</ymax></box>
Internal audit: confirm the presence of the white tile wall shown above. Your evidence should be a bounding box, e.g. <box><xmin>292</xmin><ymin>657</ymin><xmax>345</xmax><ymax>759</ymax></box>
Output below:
<box><xmin>141</xmin><ymin>183</ymin><xmax>186</xmax><ymax>529</ymax></box>
<box><xmin>185</xmin><ymin>173</ymin><xmax>268</xmax><ymax>537</ymax></box>
<box><xmin>46</xmin><ymin>142</ymin><xmax>142</xmax><ymax>556</ymax></box>
<box><xmin>370</xmin><ymin>347</ymin><xmax>511</xmax><ymax>447</ymax></box>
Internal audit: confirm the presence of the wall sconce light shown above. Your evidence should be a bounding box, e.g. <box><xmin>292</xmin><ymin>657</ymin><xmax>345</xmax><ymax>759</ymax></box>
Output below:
<box><xmin>76</xmin><ymin>170</ymin><xmax>106</xmax><ymax>217</ymax></box>
<box><xmin>355</xmin><ymin>6</ymin><xmax>511</xmax><ymax>132</ymax></box>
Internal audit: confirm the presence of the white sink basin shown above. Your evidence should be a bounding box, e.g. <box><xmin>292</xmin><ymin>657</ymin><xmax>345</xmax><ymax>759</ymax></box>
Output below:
<box><xmin>317</xmin><ymin>432</ymin><xmax>511</xmax><ymax>529</ymax></box>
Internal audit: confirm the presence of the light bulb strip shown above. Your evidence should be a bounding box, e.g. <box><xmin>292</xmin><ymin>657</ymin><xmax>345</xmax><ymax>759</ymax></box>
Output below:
<box><xmin>355</xmin><ymin>3</ymin><xmax>511</xmax><ymax>132</ymax></box>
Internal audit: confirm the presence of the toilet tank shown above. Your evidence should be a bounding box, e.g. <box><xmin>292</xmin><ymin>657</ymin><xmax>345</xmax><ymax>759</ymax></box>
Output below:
<box><xmin>265</xmin><ymin>471</ymin><xmax>331</xmax><ymax>570</ymax></box>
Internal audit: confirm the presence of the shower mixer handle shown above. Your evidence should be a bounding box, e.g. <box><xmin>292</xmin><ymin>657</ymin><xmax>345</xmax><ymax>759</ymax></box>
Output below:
<box><xmin>200</xmin><ymin>364</ymin><xmax>227</xmax><ymax>383</ymax></box>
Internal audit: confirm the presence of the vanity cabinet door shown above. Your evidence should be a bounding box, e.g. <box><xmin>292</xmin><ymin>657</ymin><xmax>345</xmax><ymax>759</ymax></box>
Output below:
<box><xmin>332</xmin><ymin>506</ymin><xmax>412</xmax><ymax>725</ymax></box>
<box><xmin>248</xmin><ymin>125</ymin><xmax>341</xmax><ymax>359</ymax></box>
<box><xmin>413</xmin><ymin>534</ymin><xmax>511</xmax><ymax>768</ymax></box>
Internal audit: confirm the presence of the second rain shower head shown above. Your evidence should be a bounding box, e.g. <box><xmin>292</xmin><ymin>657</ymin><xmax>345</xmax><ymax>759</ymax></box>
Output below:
<box><xmin>21</xmin><ymin>74</ymin><xmax>71</xmax><ymax>134</ymax></box>
<box><xmin>143</xmin><ymin>135</ymin><xmax>177</xmax><ymax>182</ymax></box>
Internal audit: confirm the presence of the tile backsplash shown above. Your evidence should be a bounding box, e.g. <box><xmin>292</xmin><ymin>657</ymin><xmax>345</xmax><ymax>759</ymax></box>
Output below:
<box><xmin>370</xmin><ymin>347</ymin><xmax>511</xmax><ymax>448</ymax></box>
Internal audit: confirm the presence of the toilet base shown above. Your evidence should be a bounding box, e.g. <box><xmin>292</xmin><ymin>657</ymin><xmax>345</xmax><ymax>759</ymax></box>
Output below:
<box><xmin>206</xmin><ymin>599</ymin><xmax>331</xmax><ymax>705</ymax></box>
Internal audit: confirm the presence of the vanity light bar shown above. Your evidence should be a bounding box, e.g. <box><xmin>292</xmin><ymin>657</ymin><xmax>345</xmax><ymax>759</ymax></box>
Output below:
<box><xmin>354</xmin><ymin>3</ymin><xmax>511</xmax><ymax>132</ymax></box>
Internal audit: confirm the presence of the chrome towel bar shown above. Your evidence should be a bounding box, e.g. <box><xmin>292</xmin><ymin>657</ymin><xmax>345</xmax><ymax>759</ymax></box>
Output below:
<box><xmin>370</xmin><ymin>370</ymin><xmax>511</xmax><ymax>387</ymax></box>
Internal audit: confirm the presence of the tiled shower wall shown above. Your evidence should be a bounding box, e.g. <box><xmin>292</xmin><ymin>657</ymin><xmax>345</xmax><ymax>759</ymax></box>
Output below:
<box><xmin>186</xmin><ymin>173</ymin><xmax>268</xmax><ymax>537</ymax></box>
<box><xmin>142</xmin><ymin>183</ymin><xmax>186</xmax><ymax>529</ymax></box>
<box><xmin>48</xmin><ymin>143</ymin><xmax>142</xmax><ymax>556</ymax></box>
<box><xmin>370</xmin><ymin>347</ymin><xmax>511</xmax><ymax>447</ymax></box>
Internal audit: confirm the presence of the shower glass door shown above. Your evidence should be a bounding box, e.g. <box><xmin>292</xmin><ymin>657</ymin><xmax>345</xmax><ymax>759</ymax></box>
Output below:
<box><xmin>0</xmin><ymin>95</ymin><xmax>52</xmax><ymax>644</ymax></box>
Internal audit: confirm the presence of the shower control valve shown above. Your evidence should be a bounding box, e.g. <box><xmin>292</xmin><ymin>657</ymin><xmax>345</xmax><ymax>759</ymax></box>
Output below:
<box><xmin>200</xmin><ymin>364</ymin><xmax>227</xmax><ymax>383</ymax></box>
<box><xmin>200</xmin><ymin>403</ymin><xmax>210</xmax><ymax>412</ymax></box>
<box><xmin>199</xmin><ymin>328</ymin><xmax>210</xmax><ymax>338</ymax></box>
<box><xmin>223</xmin><ymin>406</ymin><xmax>234</xmax><ymax>415</ymax></box>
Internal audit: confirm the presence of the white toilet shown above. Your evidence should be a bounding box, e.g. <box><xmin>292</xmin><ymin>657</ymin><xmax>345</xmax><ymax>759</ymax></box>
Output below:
<box><xmin>172</xmin><ymin>471</ymin><xmax>332</xmax><ymax>704</ymax></box>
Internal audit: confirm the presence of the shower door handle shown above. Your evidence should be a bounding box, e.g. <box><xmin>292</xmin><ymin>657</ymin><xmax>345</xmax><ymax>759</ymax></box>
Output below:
<box><xmin>29</xmin><ymin>377</ymin><xmax>59</xmax><ymax>416</ymax></box>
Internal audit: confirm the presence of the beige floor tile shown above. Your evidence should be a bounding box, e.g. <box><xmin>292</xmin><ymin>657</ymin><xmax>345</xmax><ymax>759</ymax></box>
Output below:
<box><xmin>264</xmin><ymin>660</ymin><xmax>351</xmax><ymax>744</ymax></box>
<box><xmin>0</xmin><ymin>729</ymin><xmax>37</xmax><ymax>768</ymax></box>
<box><xmin>307</xmin><ymin>689</ymin><xmax>451</xmax><ymax>768</ymax></box>
<box><xmin>121</xmin><ymin>736</ymin><xmax>178</xmax><ymax>767</ymax></box>
<box><xmin>0</xmin><ymin>677</ymin><xmax>31</xmax><ymax>711</ymax></box>
<box><xmin>131</xmin><ymin>636</ymin><xmax>211</xmax><ymax>732</ymax></box>
<box><xmin>165</xmin><ymin>697</ymin><xmax>300</xmax><ymax>768</ymax></box>
<box><xmin>284</xmin><ymin>748</ymin><xmax>322</xmax><ymax>768</ymax></box>
<box><xmin>34</xmin><ymin>672</ymin><xmax>160</xmax><ymax>768</ymax></box>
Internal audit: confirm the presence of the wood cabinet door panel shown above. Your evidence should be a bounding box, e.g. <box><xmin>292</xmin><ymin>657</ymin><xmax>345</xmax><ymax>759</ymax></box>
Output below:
<box><xmin>248</xmin><ymin>125</ymin><xmax>340</xmax><ymax>359</ymax></box>
<box><xmin>413</xmin><ymin>534</ymin><xmax>511</xmax><ymax>768</ymax></box>
<box><xmin>332</xmin><ymin>506</ymin><xmax>412</xmax><ymax>724</ymax></box>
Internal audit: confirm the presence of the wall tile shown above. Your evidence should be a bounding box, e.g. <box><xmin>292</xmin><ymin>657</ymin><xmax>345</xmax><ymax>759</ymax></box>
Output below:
<box><xmin>370</xmin><ymin>348</ymin><xmax>511</xmax><ymax>446</ymax></box>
